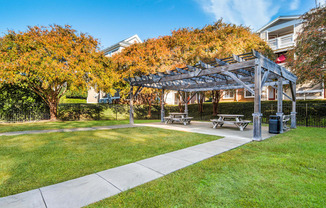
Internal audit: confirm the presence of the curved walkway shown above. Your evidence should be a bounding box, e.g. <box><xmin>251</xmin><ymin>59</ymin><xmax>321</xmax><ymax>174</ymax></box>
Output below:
<box><xmin>0</xmin><ymin>122</ymin><xmax>267</xmax><ymax>208</ymax></box>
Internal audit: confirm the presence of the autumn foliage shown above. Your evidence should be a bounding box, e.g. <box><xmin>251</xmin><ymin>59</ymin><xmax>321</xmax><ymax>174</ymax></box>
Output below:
<box><xmin>286</xmin><ymin>6</ymin><xmax>326</xmax><ymax>84</ymax></box>
<box><xmin>110</xmin><ymin>20</ymin><xmax>274</xmax><ymax>115</ymax></box>
<box><xmin>0</xmin><ymin>25</ymin><xmax>113</xmax><ymax>120</ymax></box>
<box><xmin>113</xmin><ymin>20</ymin><xmax>273</xmax><ymax>84</ymax></box>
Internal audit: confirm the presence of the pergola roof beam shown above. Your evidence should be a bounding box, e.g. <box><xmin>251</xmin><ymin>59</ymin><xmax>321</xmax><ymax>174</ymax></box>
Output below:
<box><xmin>232</xmin><ymin>54</ymin><xmax>244</xmax><ymax>63</ymax></box>
<box><xmin>184</xmin><ymin>83</ymin><xmax>251</xmax><ymax>92</ymax></box>
<box><xmin>160</xmin><ymin>77</ymin><xmax>253</xmax><ymax>91</ymax></box>
<box><xmin>215</xmin><ymin>58</ymin><xmax>227</xmax><ymax>66</ymax></box>
<box><xmin>183</xmin><ymin>80</ymin><xmax>289</xmax><ymax>92</ymax></box>
<box><xmin>188</xmin><ymin>92</ymin><xmax>197</xmax><ymax>103</ymax></box>
<box><xmin>176</xmin><ymin>67</ymin><xmax>210</xmax><ymax>83</ymax></box>
<box><xmin>261</xmin><ymin>69</ymin><xmax>270</xmax><ymax>88</ymax></box>
<box><xmin>217</xmin><ymin>56</ymin><xmax>253</xmax><ymax>79</ymax></box>
<box><xmin>198</xmin><ymin>61</ymin><xmax>214</xmax><ymax>69</ymax></box>
<box><xmin>269</xmin><ymin>85</ymin><xmax>293</xmax><ymax>101</ymax></box>
<box><xmin>133</xmin><ymin>85</ymin><xmax>143</xmax><ymax>98</ymax></box>
<box><xmin>129</xmin><ymin>59</ymin><xmax>256</xmax><ymax>85</ymax></box>
<box><xmin>231</xmin><ymin>54</ymin><xmax>256</xmax><ymax>77</ymax></box>
<box><xmin>175</xmin><ymin>67</ymin><xmax>189</xmax><ymax>74</ymax></box>
<box><xmin>252</xmin><ymin>50</ymin><xmax>297</xmax><ymax>82</ymax></box>
<box><xmin>222</xmin><ymin>71</ymin><xmax>255</xmax><ymax>95</ymax></box>
<box><xmin>217</xmin><ymin>55</ymin><xmax>255</xmax><ymax>95</ymax></box>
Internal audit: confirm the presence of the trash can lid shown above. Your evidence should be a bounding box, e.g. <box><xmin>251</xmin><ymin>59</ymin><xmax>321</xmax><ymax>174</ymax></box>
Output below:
<box><xmin>269</xmin><ymin>115</ymin><xmax>280</xmax><ymax>119</ymax></box>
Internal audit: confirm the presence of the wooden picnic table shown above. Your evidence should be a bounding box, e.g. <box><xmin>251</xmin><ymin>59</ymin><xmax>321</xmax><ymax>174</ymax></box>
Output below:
<box><xmin>217</xmin><ymin>114</ymin><xmax>244</xmax><ymax>121</ymax></box>
<box><xmin>164</xmin><ymin>112</ymin><xmax>193</xmax><ymax>125</ymax></box>
<box><xmin>169</xmin><ymin>112</ymin><xmax>187</xmax><ymax>117</ymax></box>
<box><xmin>211</xmin><ymin>114</ymin><xmax>250</xmax><ymax>131</ymax></box>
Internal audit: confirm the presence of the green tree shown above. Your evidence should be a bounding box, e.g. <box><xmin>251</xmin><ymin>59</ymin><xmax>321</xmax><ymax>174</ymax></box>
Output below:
<box><xmin>286</xmin><ymin>6</ymin><xmax>326</xmax><ymax>84</ymax></box>
<box><xmin>0</xmin><ymin>25</ymin><xmax>114</xmax><ymax>120</ymax></box>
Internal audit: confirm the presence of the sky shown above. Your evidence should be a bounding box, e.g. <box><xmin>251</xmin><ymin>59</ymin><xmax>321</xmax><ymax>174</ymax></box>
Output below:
<box><xmin>0</xmin><ymin>0</ymin><xmax>323</xmax><ymax>50</ymax></box>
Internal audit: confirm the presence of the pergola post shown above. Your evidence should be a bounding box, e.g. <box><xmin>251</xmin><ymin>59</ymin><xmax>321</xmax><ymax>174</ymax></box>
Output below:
<box><xmin>184</xmin><ymin>92</ymin><xmax>188</xmax><ymax>116</ymax></box>
<box><xmin>291</xmin><ymin>82</ymin><xmax>297</xmax><ymax>128</ymax></box>
<box><xmin>276</xmin><ymin>77</ymin><xmax>284</xmax><ymax>133</ymax></box>
<box><xmin>161</xmin><ymin>89</ymin><xmax>165</xmax><ymax>123</ymax></box>
<box><xmin>129</xmin><ymin>85</ymin><xmax>134</xmax><ymax>125</ymax></box>
<box><xmin>252</xmin><ymin>60</ymin><xmax>262</xmax><ymax>141</ymax></box>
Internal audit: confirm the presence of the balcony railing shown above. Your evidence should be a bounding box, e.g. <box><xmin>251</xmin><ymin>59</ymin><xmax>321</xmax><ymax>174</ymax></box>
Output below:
<box><xmin>268</xmin><ymin>34</ymin><xmax>295</xmax><ymax>50</ymax></box>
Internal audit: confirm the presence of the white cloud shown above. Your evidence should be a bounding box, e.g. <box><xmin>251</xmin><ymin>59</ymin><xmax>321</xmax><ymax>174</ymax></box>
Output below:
<box><xmin>290</xmin><ymin>0</ymin><xmax>300</xmax><ymax>10</ymax></box>
<box><xmin>317</xmin><ymin>0</ymin><xmax>326</xmax><ymax>6</ymax></box>
<box><xmin>195</xmin><ymin>0</ymin><xmax>280</xmax><ymax>30</ymax></box>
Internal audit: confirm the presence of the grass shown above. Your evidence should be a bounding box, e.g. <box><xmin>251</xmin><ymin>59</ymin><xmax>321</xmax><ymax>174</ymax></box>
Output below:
<box><xmin>59</xmin><ymin>95</ymin><xmax>87</xmax><ymax>103</ymax></box>
<box><xmin>0</xmin><ymin>127</ymin><xmax>220</xmax><ymax>197</ymax></box>
<box><xmin>0</xmin><ymin>119</ymin><xmax>159</xmax><ymax>133</ymax></box>
<box><xmin>88</xmin><ymin>127</ymin><xmax>326</xmax><ymax>208</ymax></box>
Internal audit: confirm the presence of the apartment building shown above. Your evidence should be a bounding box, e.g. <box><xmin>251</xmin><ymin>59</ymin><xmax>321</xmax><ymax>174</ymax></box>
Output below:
<box><xmin>220</xmin><ymin>15</ymin><xmax>324</xmax><ymax>102</ymax></box>
<box><xmin>87</xmin><ymin>35</ymin><xmax>142</xmax><ymax>103</ymax></box>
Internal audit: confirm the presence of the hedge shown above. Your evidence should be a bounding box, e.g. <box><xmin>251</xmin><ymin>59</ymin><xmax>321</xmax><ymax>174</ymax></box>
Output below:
<box><xmin>57</xmin><ymin>100</ymin><xmax>326</xmax><ymax>123</ymax></box>
<box><xmin>2</xmin><ymin>99</ymin><xmax>325</xmax><ymax>126</ymax></box>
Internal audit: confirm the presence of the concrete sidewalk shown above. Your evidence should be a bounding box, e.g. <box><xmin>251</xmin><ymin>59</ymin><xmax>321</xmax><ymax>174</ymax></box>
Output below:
<box><xmin>136</xmin><ymin>121</ymin><xmax>274</xmax><ymax>140</ymax></box>
<box><xmin>0</xmin><ymin>122</ymin><xmax>260</xmax><ymax>208</ymax></box>
<box><xmin>0</xmin><ymin>137</ymin><xmax>251</xmax><ymax>208</ymax></box>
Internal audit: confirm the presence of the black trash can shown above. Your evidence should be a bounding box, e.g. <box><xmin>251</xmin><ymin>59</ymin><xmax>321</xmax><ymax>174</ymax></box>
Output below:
<box><xmin>269</xmin><ymin>115</ymin><xmax>281</xmax><ymax>134</ymax></box>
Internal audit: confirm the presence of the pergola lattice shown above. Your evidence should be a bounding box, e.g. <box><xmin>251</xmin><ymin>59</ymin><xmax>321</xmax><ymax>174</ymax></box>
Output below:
<box><xmin>125</xmin><ymin>50</ymin><xmax>297</xmax><ymax>141</ymax></box>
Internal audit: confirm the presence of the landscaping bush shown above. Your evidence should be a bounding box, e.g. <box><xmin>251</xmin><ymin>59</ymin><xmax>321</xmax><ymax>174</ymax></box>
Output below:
<box><xmin>64</xmin><ymin>89</ymin><xmax>88</xmax><ymax>99</ymax></box>
<box><xmin>0</xmin><ymin>84</ymin><xmax>49</xmax><ymax>122</ymax></box>
<box><xmin>58</xmin><ymin>104</ymin><xmax>105</xmax><ymax>121</ymax></box>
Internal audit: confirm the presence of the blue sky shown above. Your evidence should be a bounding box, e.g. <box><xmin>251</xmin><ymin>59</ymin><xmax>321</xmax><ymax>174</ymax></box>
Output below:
<box><xmin>0</xmin><ymin>0</ymin><xmax>322</xmax><ymax>49</ymax></box>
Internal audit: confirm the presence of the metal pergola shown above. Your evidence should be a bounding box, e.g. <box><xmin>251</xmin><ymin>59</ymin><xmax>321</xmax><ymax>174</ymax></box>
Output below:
<box><xmin>125</xmin><ymin>50</ymin><xmax>297</xmax><ymax>141</ymax></box>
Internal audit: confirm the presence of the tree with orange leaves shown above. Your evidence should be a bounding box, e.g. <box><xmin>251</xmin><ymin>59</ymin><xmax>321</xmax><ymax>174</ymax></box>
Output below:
<box><xmin>0</xmin><ymin>25</ymin><xmax>114</xmax><ymax>120</ymax></box>
<box><xmin>111</xmin><ymin>20</ymin><xmax>274</xmax><ymax>116</ymax></box>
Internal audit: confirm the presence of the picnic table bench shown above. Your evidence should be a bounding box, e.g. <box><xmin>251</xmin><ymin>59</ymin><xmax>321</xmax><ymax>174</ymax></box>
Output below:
<box><xmin>164</xmin><ymin>112</ymin><xmax>193</xmax><ymax>125</ymax></box>
<box><xmin>210</xmin><ymin>114</ymin><xmax>251</xmax><ymax>131</ymax></box>
<box><xmin>283</xmin><ymin>115</ymin><xmax>291</xmax><ymax>130</ymax></box>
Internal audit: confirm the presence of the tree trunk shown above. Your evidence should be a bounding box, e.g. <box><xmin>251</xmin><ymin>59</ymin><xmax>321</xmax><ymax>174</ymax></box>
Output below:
<box><xmin>178</xmin><ymin>92</ymin><xmax>184</xmax><ymax>112</ymax></box>
<box><xmin>178</xmin><ymin>102</ymin><xmax>184</xmax><ymax>112</ymax></box>
<box><xmin>144</xmin><ymin>94</ymin><xmax>154</xmax><ymax>118</ymax></box>
<box><xmin>48</xmin><ymin>100</ymin><xmax>58</xmax><ymax>120</ymax></box>
<box><xmin>27</xmin><ymin>84</ymin><xmax>62</xmax><ymax>121</ymax></box>
<box><xmin>197</xmin><ymin>92</ymin><xmax>204</xmax><ymax>113</ymax></box>
<box><xmin>148</xmin><ymin>101</ymin><xmax>152</xmax><ymax>118</ymax></box>
<box><xmin>212</xmin><ymin>90</ymin><xmax>220</xmax><ymax>116</ymax></box>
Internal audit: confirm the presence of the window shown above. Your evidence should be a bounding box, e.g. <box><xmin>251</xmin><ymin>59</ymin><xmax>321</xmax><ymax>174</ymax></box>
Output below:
<box><xmin>106</xmin><ymin>48</ymin><xmax>119</xmax><ymax>57</ymax></box>
<box><xmin>244</xmin><ymin>90</ymin><xmax>254</xmax><ymax>98</ymax></box>
<box><xmin>223</xmin><ymin>90</ymin><xmax>234</xmax><ymax>99</ymax></box>
<box><xmin>268</xmin><ymin>87</ymin><xmax>275</xmax><ymax>100</ymax></box>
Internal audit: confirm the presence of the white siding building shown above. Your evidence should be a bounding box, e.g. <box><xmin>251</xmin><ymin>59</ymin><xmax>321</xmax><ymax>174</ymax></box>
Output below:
<box><xmin>87</xmin><ymin>35</ymin><xmax>142</xmax><ymax>103</ymax></box>
<box><xmin>257</xmin><ymin>15</ymin><xmax>325</xmax><ymax>100</ymax></box>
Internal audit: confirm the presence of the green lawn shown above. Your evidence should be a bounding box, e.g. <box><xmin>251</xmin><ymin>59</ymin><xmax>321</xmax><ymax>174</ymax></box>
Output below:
<box><xmin>88</xmin><ymin>127</ymin><xmax>326</xmax><ymax>208</ymax></box>
<box><xmin>0</xmin><ymin>127</ymin><xmax>219</xmax><ymax>197</ymax></box>
<box><xmin>0</xmin><ymin>119</ymin><xmax>159</xmax><ymax>133</ymax></box>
